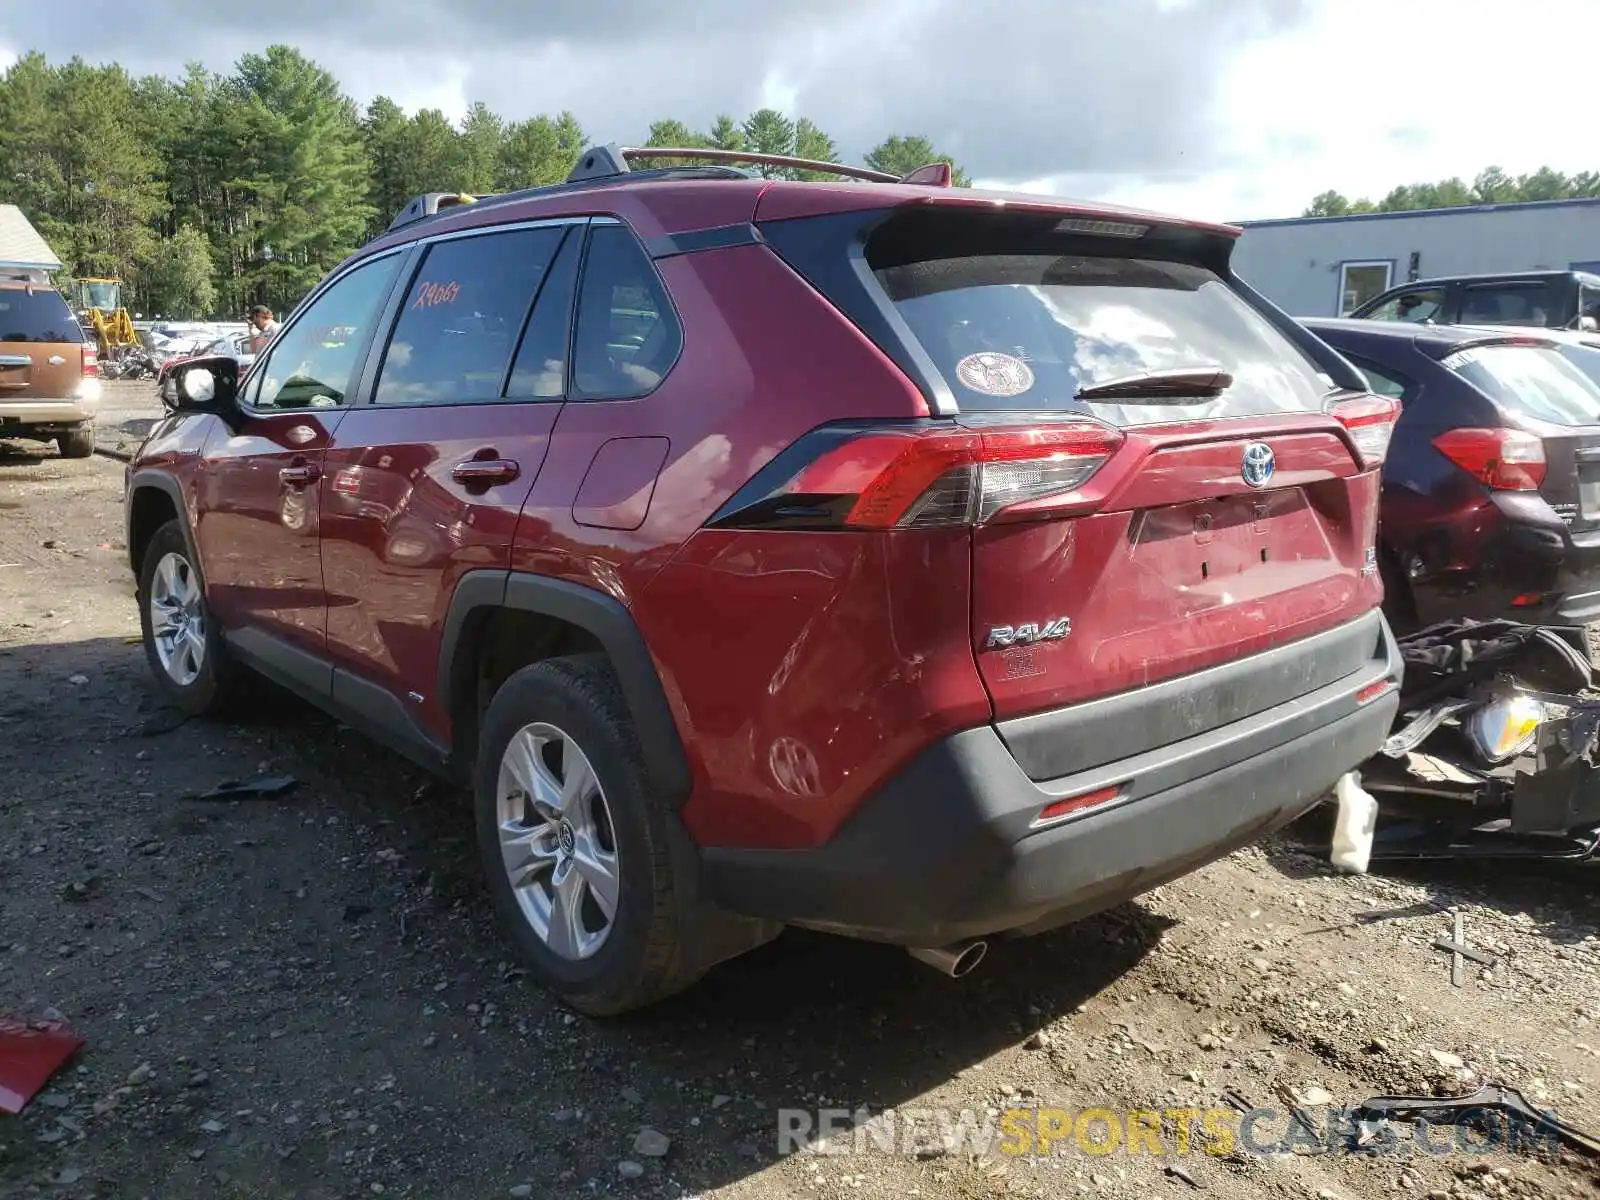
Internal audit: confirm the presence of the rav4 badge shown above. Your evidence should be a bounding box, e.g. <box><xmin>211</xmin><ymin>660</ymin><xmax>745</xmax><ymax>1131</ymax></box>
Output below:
<box><xmin>985</xmin><ymin>617</ymin><xmax>1072</xmax><ymax>650</ymax></box>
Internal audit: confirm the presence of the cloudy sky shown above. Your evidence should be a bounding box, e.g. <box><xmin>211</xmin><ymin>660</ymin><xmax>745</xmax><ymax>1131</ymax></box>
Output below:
<box><xmin>2</xmin><ymin>0</ymin><xmax>1595</xmax><ymax>221</ymax></box>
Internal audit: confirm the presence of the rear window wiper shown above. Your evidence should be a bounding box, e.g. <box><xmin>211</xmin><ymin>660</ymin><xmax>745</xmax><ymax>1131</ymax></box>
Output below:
<box><xmin>1075</xmin><ymin>366</ymin><xmax>1233</xmax><ymax>401</ymax></box>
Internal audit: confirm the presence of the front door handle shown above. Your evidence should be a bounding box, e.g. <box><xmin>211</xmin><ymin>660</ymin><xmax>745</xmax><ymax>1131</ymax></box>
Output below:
<box><xmin>451</xmin><ymin>459</ymin><xmax>520</xmax><ymax>486</ymax></box>
<box><xmin>280</xmin><ymin>462</ymin><xmax>322</xmax><ymax>487</ymax></box>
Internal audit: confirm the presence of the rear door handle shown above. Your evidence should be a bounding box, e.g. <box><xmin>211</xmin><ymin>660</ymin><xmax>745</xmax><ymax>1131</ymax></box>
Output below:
<box><xmin>451</xmin><ymin>459</ymin><xmax>520</xmax><ymax>486</ymax></box>
<box><xmin>280</xmin><ymin>462</ymin><xmax>321</xmax><ymax>486</ymax></box>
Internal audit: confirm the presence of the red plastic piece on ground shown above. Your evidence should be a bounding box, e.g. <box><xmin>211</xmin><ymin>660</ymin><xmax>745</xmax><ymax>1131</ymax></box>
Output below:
<box><xmin>0</xmin><ymin>1017</ymin><xmax>84</xmax><ymax>1114</ymax></box>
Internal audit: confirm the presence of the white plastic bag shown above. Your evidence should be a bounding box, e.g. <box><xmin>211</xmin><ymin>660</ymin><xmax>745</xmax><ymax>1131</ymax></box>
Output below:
<box><xmin>1329</xmin><ymin>771</ymin><xmax>1377</xmax><ymax>875</ymax></box>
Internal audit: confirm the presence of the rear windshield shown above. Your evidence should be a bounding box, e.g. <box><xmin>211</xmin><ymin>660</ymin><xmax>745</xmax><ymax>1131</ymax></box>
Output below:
<box><xmin>0</xmin><ymin>289</ymin><xmax>83</xmax><ymax>343</ymax></box>
<box><xmin>875</xmin><ymin>255</ymin><xmax>1331</xmax><ymax>425</ymax></box>
<box><xmin>1445</xmin><ymin>344</ymin><xmax>1600</xmax><ymax>426</ymax></box>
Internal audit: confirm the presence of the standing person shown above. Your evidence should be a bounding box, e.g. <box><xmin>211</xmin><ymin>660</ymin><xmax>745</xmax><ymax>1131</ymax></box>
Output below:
<box><xmin>247</xmin><ymin>305</ymin><xmax>280</xmax><ymax>355</ymax></box>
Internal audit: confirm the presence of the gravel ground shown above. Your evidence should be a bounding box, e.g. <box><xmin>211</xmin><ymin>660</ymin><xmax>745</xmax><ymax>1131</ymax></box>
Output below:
<box><xmin>2</xmin><ymin>385</ymin><xmax>1598</xmax><ymax>1200</ymax></box>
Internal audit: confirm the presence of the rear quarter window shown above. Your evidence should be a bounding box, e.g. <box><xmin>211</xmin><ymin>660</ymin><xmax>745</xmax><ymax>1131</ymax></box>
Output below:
<box><xmin>0</xmin><ymin>289</ymin><xmax>83</xmax><ymax>343</ymax></box>
<box><xmin>1446</xmin><ymin>344</ymin><xmax>1600</xmax><ymax>426</ymax></box>
<box><xmin>876</xmin><ymin>254</ymin><xmax>1332</xmax><ymax>426</ymax></box>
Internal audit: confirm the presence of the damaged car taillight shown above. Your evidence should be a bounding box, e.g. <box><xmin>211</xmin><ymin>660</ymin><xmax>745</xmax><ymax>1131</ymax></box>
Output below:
<box><xmin>1328</xmin><ymin>394</ymin><xmax>1400</xmax><ymax>467</ymax></box>
<box><xmin>708</xmin><ymin>418</ymin><xmax>1125</xmax><ymax>530</ymax></box>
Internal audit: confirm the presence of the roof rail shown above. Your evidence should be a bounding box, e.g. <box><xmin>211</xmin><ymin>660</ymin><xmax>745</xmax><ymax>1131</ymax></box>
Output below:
<box><xmin>604</xmin><ymin>145</ymin><xmax>899</xmax><ymax>183</ymax></box>
<box><xmin>383</xmin><ymin>145</ymin><xmax>957</xmax><ymax>235</ymax></box>
<box><xmin>566</xmin><ymin>144</ymin><xmax>955</xmax><ymax>187</ymax></box>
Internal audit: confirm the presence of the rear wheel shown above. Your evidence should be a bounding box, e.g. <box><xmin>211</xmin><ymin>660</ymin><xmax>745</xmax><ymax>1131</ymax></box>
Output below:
<box><xmin>137</xmin><ymin>521</ymin><xmax>238</xmax><ymax>715</ymax></box>
<box><xmin>57</xmin><ymin>425</ymin><xmax>94</xmax><ymax>459</ymax></box>
<box><xmin>475</xmin><ymin>655</ymin><xmax>694</xmax><ymax>1015</ymax></box>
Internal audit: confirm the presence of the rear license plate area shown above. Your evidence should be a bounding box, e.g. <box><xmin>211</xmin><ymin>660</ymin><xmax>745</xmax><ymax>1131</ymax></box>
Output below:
<box><xmin>1579</xmin><ymin>468</ymin><xmax>1600</xmax><ymax>522</ymax></box>
<box><xmin>1133</xmin><ymin>491</ymin><xmax>1302</xmax><ymax>579</ymax></box>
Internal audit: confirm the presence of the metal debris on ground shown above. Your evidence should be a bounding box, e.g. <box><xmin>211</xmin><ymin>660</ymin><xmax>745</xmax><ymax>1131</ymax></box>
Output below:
<box><xmin>1164</xmin><ymin>1162</ymin><xmax>1202</xmax><ymax>1188</ymax></box>
<box><xmin>1431</xmin><ymin>911</ymin><xmax>1496</xmax><ymax>987</ymax></box>
<box><xmin>0</xmin><ymin>1015</ymin><xmax>85</xmax><ymax>1114</ymax></box>
<box><xmin>1353</xmin><ymin>1084</ymin><xmax>1600</xmax><ymax>1159</ymax></box>
<box><xmin>1221</xmin><ymin>1089</ymin><xmax>1254</xmax><ymax>1114</ymax></box>
<box><xmin>190</xmin><ymin>775</ymin><xmax>299</xmax><ymax>801</ymax></box>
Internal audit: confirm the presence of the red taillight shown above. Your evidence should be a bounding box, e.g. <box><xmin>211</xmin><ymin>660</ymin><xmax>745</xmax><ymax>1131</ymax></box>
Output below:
<box><xmin>1329</xmin><ymin>394</ymin><xmax>1399</xmax><ymax>467</ymax></box>
<box><xmin>1035</xmin><ymin>785</ymin><xmax>1124</xmax><ymax>826</ymax></box>
<box><xmin>1432</xmin><ymin>427</ymin><xmax>1546</xmax><ymax>491</ymax></box>
<box><xmin>712</xmin><ymin>419</ymin><xmax>1125</xmax><ymax>530</ymax></box>
<box><xmin>81</xmin><ymin>346</ymin><xmax>98</xmax><ymax>378</ymax></box>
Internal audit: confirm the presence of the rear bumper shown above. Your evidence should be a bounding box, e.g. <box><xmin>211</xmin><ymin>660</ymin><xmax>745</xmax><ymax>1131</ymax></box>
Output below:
<box><xmin>1412</xmin><ymin>506</ymin><xmax>1600</xmax><ymax>626</ymax></box>
<box><xmin>702</xmin><ymin>613</ymin><xmax>1401</xmax><ymax>945</ymax></box>
<box><xmin>0</xmin><ymin>395</ymin><xmax>99</xmax><ymax>430</ymax></box>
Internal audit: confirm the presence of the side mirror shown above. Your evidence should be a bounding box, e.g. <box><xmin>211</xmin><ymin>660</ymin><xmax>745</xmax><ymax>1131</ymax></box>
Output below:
<box><xmin>161</xmin><ymin>354</ymin><xmax>240</xmax><ymax>415</ymax></box>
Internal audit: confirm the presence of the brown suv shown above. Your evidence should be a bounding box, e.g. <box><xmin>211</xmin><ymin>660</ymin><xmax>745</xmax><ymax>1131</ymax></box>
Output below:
<box><xmin>0</xmin><ymin>282</ymin><xmax>100</xmax><ymax>457</ymax></box>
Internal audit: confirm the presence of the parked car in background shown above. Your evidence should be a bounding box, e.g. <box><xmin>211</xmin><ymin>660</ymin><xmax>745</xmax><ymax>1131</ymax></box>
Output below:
<box><xmin>1306</xmin><ymin>319</ymin><xmax>1600</xmax><ymax>632</ymax></box>
<box><xmin>1349</xmin><ymin>270</ymin><xmax>1600</xmax><ymax>331</ymax></box>
<box><xmin>125</xmin><ymin>145</ymin><xmax>1401</xmax><ymax>1013</ymax></box>
<box><xmin>155</xmin><ymin>331</ymin><xmax>255</xmax><ymax>400</ymax></box>
<box><xmin>0</xmin><ymin>281</ymin><xmax>100</xmax><ymax>457</ymax></box>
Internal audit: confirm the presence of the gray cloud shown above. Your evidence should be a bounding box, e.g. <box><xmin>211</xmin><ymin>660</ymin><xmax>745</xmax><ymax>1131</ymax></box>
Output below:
<box><xmin>4</xmin><ymin>0</ymin><xmax>1313</xmax><ymax>184</ymax></box>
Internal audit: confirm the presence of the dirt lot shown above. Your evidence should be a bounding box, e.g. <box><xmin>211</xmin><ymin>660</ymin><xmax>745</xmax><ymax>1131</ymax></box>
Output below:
<box><xmin>2</xmin><ymin>382</ymin><xmax>1598</xmax><ymax>1200</ymax></box>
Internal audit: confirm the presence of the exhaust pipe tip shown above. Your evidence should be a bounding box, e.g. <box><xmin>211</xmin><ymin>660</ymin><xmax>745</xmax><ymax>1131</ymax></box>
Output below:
<box><xmin>907</xmin><ymin>939</ymin><xmax>988</xmax><ymax>978</ymax></box>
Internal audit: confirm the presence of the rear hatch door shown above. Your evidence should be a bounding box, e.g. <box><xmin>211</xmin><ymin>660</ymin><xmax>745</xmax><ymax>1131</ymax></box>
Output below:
<box><xmin>0</xmin><ymin>286</ymin><xmax>84</xmax><ymax>400</ymax></box>
<box><xmin>760</xmin><ymin>197</ymin><xmax>1385</xmax><ymax>728</ymax></box>
<box><xmin>877</xmin><ymin>246</ymin><xmax>1376</xmax><ymax>717</ymax></box>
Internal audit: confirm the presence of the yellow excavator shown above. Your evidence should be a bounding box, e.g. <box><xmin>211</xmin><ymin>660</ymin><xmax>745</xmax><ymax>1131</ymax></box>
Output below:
<box><xmin>73</xmin><ymin>277</ymin><xmax>140</xmax><ymax>357</ymax></box>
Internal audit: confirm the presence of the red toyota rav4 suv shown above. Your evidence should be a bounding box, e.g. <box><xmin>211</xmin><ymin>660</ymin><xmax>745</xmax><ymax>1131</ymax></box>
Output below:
<box><xmin>125</xmin><ymin>146</ymin><xmax>1401</xmax><ymax>1014</ymax></box>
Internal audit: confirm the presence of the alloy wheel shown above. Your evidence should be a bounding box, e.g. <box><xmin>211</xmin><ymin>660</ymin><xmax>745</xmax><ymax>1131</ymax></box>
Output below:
<box><xmin>149</xmin><ymin>551</ymin><xmax>206</xmax><ymax>687</ymax></box>
<box><xmin>495</xmin><ymin>722</ymin><xmax>621</xmax><ymax>960</ymax></box>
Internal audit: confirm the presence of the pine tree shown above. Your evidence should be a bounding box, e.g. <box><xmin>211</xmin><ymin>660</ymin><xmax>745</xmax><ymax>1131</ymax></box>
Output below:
<box><xmin>865</xmin><ymin>135</ymin><xmax>970</xmax><ymax>186</ymax></box>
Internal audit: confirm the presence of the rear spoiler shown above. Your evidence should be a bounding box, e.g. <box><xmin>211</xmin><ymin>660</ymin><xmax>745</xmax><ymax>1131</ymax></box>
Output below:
<box><xmin>1417</xmin><ymin>332</ymin><xmax>1563</xmax><ymax>360</ymax></box>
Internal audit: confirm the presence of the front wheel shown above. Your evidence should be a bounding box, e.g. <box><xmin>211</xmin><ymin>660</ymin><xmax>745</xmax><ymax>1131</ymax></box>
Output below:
<box><xmin>475</xmin><ymin>655</ymin><xmax>696</xmax><ymax>1015</ymax></box>
<box><xmin>137</xmin><ymin>521</ymin><xmax>238</xmax><ymax>715</ymax></box>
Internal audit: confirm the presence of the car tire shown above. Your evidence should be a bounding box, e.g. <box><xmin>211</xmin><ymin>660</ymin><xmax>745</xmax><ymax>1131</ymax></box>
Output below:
<box><xmin>475</xmin><ymin>654</ymin><xmax>694</xmax><ymax>1016</ymax></box>
<box><xmin>57</xmin><ymin>426</ymin><xmax>95</xmax><ymax>459</ymax></box>
<box><xmin>137</xmin><ymin>520</ymin><xmax>239</xmax><ymax>716</ymax></box>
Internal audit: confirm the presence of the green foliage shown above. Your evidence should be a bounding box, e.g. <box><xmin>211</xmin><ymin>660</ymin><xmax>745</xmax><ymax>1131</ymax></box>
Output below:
<box><xmin>791</xmin><ymin>119</ymin><xmax>840</xmax><ymax>181</ymax></box>
<box><xmin>864</xmin><ymin>134</ymin><xmax>971</xmax><ymax>186</ymax></box>
<box><xmin>496</xmin><ymin>112</ymin><xmax>584</xmax><ymax>191</ymax></box>
<box><xmin>139</xmin><ymin>225</ymin><xmax>216</xmax><ymax>317</ymax></box>
<box><xmin>741</xmin><ymin>109</ymin><xmax>796</xmax><ymax>177</ymax></box>
<box><xmin>0</xmin><ymin>47</ymin><xmax>974</xmax><ymax>318</ymax></box>
<box><xmin>1304</xmin><ymin>165</ymin><xmax>1600</xmax><ymax>218</ymax></box>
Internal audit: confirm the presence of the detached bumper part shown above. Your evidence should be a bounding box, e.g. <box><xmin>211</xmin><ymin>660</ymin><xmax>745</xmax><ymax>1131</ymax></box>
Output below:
<box><xmin>703</xmin><ymin>619</ymin><xmax>1401</xmax><ymax>945</ymax></box>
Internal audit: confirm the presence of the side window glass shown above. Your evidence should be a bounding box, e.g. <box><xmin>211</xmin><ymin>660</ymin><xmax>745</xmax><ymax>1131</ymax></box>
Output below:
<box><xmin>506</xmin><ymin>227</ymin><xmax>583</xmax><ymax>400</ymax></box>
<box><xmin>571</xmin><ymin>224</ymin><xmax>682</xmax><ymax>399</ymax></box>
<box><xmin>375</xmin><ymin>226</ymin><xmax>565</xmax><ymax>406</ymax></box>
<box><xmin>1366</xmin><ymin>288</ymin><xmax>1445</xmax><ymax>323</ymax></box>
<box><xmin>1349</xmin><ymin>355</ymin><xmax>1411</xmax><ymax>400</ymax></box>
<box><xmin>1461</xmin><ymin>283</ymin><xmax>1551</xmax><ymax>327</ymax></box>
<box><xmin>249</xmin><ymin>255</ymin><xmax>402</xmax><ymax>411</ymax></box>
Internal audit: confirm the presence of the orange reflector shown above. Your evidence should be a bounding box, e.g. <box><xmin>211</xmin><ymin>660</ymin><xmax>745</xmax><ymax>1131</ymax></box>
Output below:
<box><xmin>1355</xmin><ymin>679</ymin><xmax>1397</xmax><ymax>706</ymax></box>
<box><xmin>1510</xmin><ymin>593</ymin><xmax>1544</xmax><ymax>608</ymax></box>
<box><xmin>1036</xmin><ymin>785</ymin><xmax>1123</xmax><ymax>826</ymax></box>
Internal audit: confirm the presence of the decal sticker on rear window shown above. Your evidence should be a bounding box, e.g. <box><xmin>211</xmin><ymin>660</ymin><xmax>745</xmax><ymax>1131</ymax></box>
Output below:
<box><xmin>956</xmin><ymin>351</ymin><xmax>1034</xmax><ymax>397</ymax></box>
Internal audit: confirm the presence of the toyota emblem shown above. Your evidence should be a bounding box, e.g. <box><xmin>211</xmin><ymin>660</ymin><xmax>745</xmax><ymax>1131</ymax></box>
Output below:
<box><xmin>1241</xmin><ymin>442</ymin><xmax>1275</xmax><ymax>488</ymax></box>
